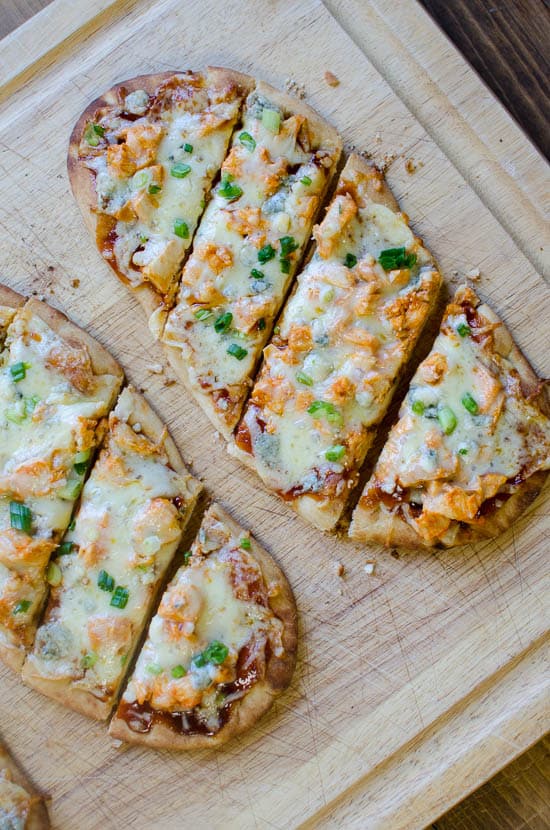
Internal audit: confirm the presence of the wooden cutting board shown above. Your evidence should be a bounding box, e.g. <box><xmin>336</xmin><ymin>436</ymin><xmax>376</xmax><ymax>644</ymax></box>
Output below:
<box><xmin>0</xmin><ymin>1</ymin><xmax>548</xmax><ymax>828</ymax></box>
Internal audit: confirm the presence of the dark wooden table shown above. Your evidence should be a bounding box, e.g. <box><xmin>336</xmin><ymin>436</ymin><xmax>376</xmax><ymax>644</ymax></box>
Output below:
<box><xmin>1</xmin><ymin>1</ymin><xmax>549</xmax><ymax>828</ymax></box>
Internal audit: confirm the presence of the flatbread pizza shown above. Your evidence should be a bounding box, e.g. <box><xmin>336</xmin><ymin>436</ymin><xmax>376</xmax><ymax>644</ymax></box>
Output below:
<box><xmin>0</xmin><ymin>739</ymin><xmax>49</xmax><ymax>829</ymax></box>
<box><xmin>110</xmin><ymin>502</ymin><xmax>297</xmax><ymax>748</ymax></box>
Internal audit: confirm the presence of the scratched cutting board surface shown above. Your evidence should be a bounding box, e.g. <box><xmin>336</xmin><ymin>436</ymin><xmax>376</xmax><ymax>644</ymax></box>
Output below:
<box><xmin>0</xmin><ymin>1</ymin><xmax>549</xmax><ymax>828</ymax></box>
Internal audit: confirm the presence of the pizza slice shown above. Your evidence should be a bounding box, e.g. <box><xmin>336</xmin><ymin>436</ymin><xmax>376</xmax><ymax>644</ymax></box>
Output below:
<box><xmin>162</xmin><ymin>81</ymin><xmax>342</xmax><ymax>436</ymax></box>
<box><xmin>68</xmin><ymin>68</ymin><xmax>253</xmax><ymax>331</ymax></box>
<box><xmin>350</xmin><ymin>285</ymin><xmax>550</xmax><ymax>547</ymax></box>
<box><xmin>231</xmin><ymin>155</ymin><xmax>442</xmax><ymax>530</ymax></box>
<box><xmin>109</xmin><ymin>502</ymin><xmax>297</xmax><ymax>748</ymax></box>
<box><xmin>0</xmin><ymin>285</ymin><xmax>24</xmax><ymax>347</ymax></box>
<box><xmin>0</xmin><ymin>739</ymin><xmax>49</xmax><ymax>829</ymax></box>
<box><xmin>0</xmin><ymin>292</ymin><xmax>123</xmax><ymax>670</ymax></box>
<box><xmin>22</xmin><ymin>387</ymin><xmax>201</xmax><ymax>720</ymax></box>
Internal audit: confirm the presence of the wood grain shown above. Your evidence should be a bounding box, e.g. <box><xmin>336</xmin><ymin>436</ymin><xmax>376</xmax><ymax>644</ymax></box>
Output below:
<box><xmin>0</xmin><ymin>2</ymin><xmax>548</xmax><ymax>829</ymax></box>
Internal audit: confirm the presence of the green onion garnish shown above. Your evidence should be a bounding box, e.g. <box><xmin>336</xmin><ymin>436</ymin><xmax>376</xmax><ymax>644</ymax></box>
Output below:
<box><xmin>279</xmin><ymin>236</ymin><xmax>298</xmax><ymax>257</ymax></box>
<box><xmin>258</xmin><ymin>318</ymin><xmax>266</xmax><ymax>331</ymax></box>
<box><xmin>250</xmin><ymin>268</ymin><xmax>264</xmax><ymax>280</ymax></box>
<box><xmin>411</xmin><ymin>400</ymin><xmax>425</xmax><ymax>415</ymax></box>
<box><xmin>307</xmin><ymin>400</ymin><xmax>343</xmax><ymax>425</ymax></box>
<box><xmin>258</xmin><ymin>244</ymin><xmax>276</xmax><ymax>263</ymax></box>
<box><xmin>344</xmin><ymin>253</ymin><xmax>357</xmax><ymax>269</ymax></box>
<box><xmin>438</xmin><ymin>406</ymin><xmax>457</xmax><ymax>435</ymax></box>
<box><xmin>148</xmin><ymin>184</ymin><xmax>162</xmax><ymax>195</ymax></box>
<box><xmin>183</xmin><ymin>143</ymin><xmax>193</xmax><ymax>153</ymax></box>
<box><xmin>13</xmin><ymin>600</ymin><xmax>31</xmax><ymax>615</ymax></box>
<box><xmin>194</xmin><ymin>308</ymin><xmax>212</xmax><ymax>322</ymax></box>
<box><xmin>239</xmin><ymin>131</ymin><xmax>256</xmax><ymax>151</ymax></box>
<box><xmin>218</xmin><ymin>176</ymin><xmax>243</xmax><ymax>201</ymax></box>
<box><xmin>296</xmin><ymin>371</ymin><xmax>313</xmax><ymax>386</ymax></box>
<box><xmin>261</xmin><ymin>108</ymin><xmax>281</xmax><ymax>133</ymax></box>
<box><xmin>57</xmin><ymin>541</ymin><xmax>76</xmax><ymax>556</ymax></box>
<box><xmin>174</xmin><ymin>219</ymin><xmax>189</xmax><ymax>239</ymax></box>
<box><xmin>170</xmin><ymin>163</ymin><xmax>191</xmax><ymax>178</ymax></box>
<box><xmin>110</xmin><ymin>586</ymin><xmax>129</xmax><ymax>609</ymax></box>
<box><xmin>46</xmin><ymin>562</ymin><xmax>62</xmax><ymax>587</ymax></box>
<box><xmin>98</xmin><ymin>570</ymin><xmax>115</xmax><ymax>592</ymax></box>
<box><xmin>227</xmin><ymin>344</ymin><xmax>248</xmax><ymax>360</ymax></box>
<box><xmin>84</xmin><ymin>123</ymin><xmax>105</xmax><ymax>146</ymax></box>
<box><xmin>280</xmin><ymin>258</ymin><xmax>291</xmax><ymax>274</ymax></box>
<box><xmin>25</xmin><ymin>395</ymin><xmax>40</xmax><ymax>414</ymax></box>
<box><xmin>10</xmin><ymin>362</ymin><xmax>29</xmax><ymax>382</ymax></box>
<box><xmin>74</xmin><ymin>449</ymin><xmax>91</xmax><ymax>476</ymax></box>
<box><xmin>457</xmin><ymin>322</ymin><xmax>471</xmax><ymax>337</ymax></box>
<box><xmin>214</xmin><ymin>311</ymin><xmax>233</xmax><ymax>333</ymax></box>
<box><xmin>378</xmin><ymin>247</ymin><xmax>417</xmax><ymax>271</ymax></box>
<box><xmin>82</xmin><ymin>652</ymin><xmax>97</xmax><ymax>669</ymax></box>
<box><xmin>193</xmin><ymin>640</ymin><xmax>229</xmax><ymax>667</ymax></box>
<box><xmin>240</xmin><ymin>537</ymin><xmax>251</xmax><ymax>550</ymax></box>
<box><xmin>9</xmin><ymin>501</ymin><xmax>32</xmax><ymax>534</ymax></box>
<box><xmin>458</xmin><ymin>447</ymin><xmax>468</xmax><ymax>455</ymax></box>
<box><xmin>146</xmin><ymin>664</ymin><xmax>163</xmax><ymax>676</ymax></box>
<box><xmin>171</xmin><ymin>664</ymin><xmax>187</xmax><ymax>678</ymax></box>
<box><xmin>182</xmin><ymin>551</ymin><xmax>192</xmax><ymax>566</ymax></box>
<box><xmin>461</xmin><ymin>392</ymin><xmax>479</xmax><ymax>414</ymax></box>
<box><xmin>68</xmin><ymin>518</ymin><xmax>76</xmax><ymax>531</ymax></box>
<box><xmin>325</xmin><ymin>444</ymin><xmax>345</xmax><ymax>462</ymax></box>
<box><xmin>300</xmin><ymin>175</ymin><xmax>312</xmax><ymax>186</ymax></box>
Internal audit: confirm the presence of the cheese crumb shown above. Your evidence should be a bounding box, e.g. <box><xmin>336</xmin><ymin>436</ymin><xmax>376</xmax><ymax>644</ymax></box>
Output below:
<box><xmin>284</xmin><ymin>78</ymin><xmax>306</xmax><ymax>99</ymax></box>
<box><xmin>332</xmin><ymin>560</ymin><xmax>345</xmax><ymax>577</ymax></box>
<box><xmin>404</xmin><ymin>158</ymin><xmax>417</xmax><ymax>174</ymax></box>
<box><xmin>467</xmin><ymin>267</ymin><xmax>481</xmax><ymax>281</ymax></box>
<box><xmin>364</xmin><ymin>562</ymin><xmax>375</xmax><ymax>575</ymax></box>
<box><xmin>324</xmin><ymin>71</ymin><xmax>340</xmax><ymax>87</ymax></box>
<box><xmin>132</xmin><ymin>422</ymin><xmax>142</xmax><ymax>433</ymax></box>
<box><xmin>147</xmin><ymin>363</ymin><xmax>163</xmax><ymax>374</ymax></box>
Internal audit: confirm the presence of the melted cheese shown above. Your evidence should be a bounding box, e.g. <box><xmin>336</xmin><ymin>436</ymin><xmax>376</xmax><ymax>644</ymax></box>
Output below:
<box><xmin>359</xmin><ymin>294</ymin><xmax>550</xmax><ymax>542</ymax></box>
<box><xmin>235</xmin><ymin>161</ymin><xmax>440</xmax><ymax>522</ymax></box>
<box><xmin>0</xmin><ymin>306</ymin><xmax>121</xmax><ymax>656</ymax></box>
<box><xmin>82</xmin><ymin>74</ymin><xmax>245</xmax><ymax>299</ymax></box>
<box><xmin>24</xmin><ymin>391</ymin><xmax>197</xmax><ymax>703</ymax></box>
<box><xmin>162</xmin><ymin>90</ymin><xmax>339</xmax><ymax>433</ymax></box>
<box><xmin>121</xmin><ymin>506</ymin><xmax>283</xmax><ymax>729</ymax></box>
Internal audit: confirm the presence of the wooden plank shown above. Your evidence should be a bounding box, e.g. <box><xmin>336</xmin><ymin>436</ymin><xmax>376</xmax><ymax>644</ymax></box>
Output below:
<box><xmin>0</xmin><ymin>1</ymin><xmax>548</xmax><ymax>828</ymax></box>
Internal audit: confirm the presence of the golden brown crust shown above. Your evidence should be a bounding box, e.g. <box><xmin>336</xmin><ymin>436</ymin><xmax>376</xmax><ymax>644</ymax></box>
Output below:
<box><xmin>350</xmin><ymin>286</ymin><xmax>549</xmax><ymax>548</ymax></box>
<box><xmin>67</xmin><ymin>68</ymin><xmax>254</xmax><ymax>322</ymax></box>
<box><xmin>0</xmin><ymin>641</ymin><xmax>26</xmax><ymax>672</ymax></box>
<box><xmin>109</xmin><ymin>502</ymin><xmax>297</xmax><ymax>748</ymax></box>
<box><xmin>0</xmin><ymin>284</ymin><xmax>25</xmax><ymax>311</ymax></box>
<box><xmin>0</xmin><ymin>740</ymin><xmax>50</xmax><ymax>829</ymax></box>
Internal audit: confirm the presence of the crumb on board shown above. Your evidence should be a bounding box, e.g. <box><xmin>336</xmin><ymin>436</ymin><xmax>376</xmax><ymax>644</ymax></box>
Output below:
<box><xmin>390</xmin><ymin>549</ymin><xmax>400</xmax><ymax>559</ymax></box>
<box><xmin>47</xmin><ymin>265</ymin><xmax>55</xmax><ymax>272</ymax></box>
<box><xmin>374</xmin><ymin>131</ymin><xmax>382</xmax><ymax>143</ymax></box>
<box><xmin>364</xmin><ymin>562</ymin><xmax>375</xmax><ymax>575</ymax></box>
<box><xmin>332</xmin><ymin>560</ymin><xmax>345</xmax><ymax>577</ymax></box>
<box><xmin>284</xmin><ymin>78</ymin><xmax>306</xmax><ymax>99</ymax></box>
<box><xmin>71</xmin><ymin>279</ymin><xmax>80</xmax><ymax>288</ymax></box>
<box><xmin>324</xmin><ymin>71</ymin><xmax>340</xmax><ymax>87</ymax></box>
<box><xmin>147</xmin><ymin>363</ymin><xmax>163</xmax><ymax>374</ymax></box>
<box><xmin>467</xmin><ymin>267</ymin><xmax>481</xmax><ymax>281</ymax></box>
<box><xmin>380</xmin><ymin>152</ymin><xmax>397</xmax><ymax>173</ymax></box>
<box><xmin>163</xmin><ymin>378</ymin><xmax>176</xmax><ymax>387</ymax></box>
<box><xmin>404</xmin><ymin>158</ymin><xmax>417</xmax><ymax>174</ymax></box>
<box><xmin>111</xmin><ymin>738</ymin><xmax>123</xmax><ymax>749</ymax></box>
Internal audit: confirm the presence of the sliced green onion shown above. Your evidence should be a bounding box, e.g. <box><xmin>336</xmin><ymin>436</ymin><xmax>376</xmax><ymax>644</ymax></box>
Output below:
<box><xmin>239</xmin><ymin>131</ymin><xmax>256</xmax><ymax>151</ymax></box>
<box><xmin>214</xmin><ymin>311</ymin><xmax>233</xmax><ymax>333</ymax></box>
<box><xmin>146</xmin><ymin>664</ymin><xmax>163</xmax><ymax>676</ymax></box>
<box><xmin>182</xmin><ymin>551</ymin><xmax>192</xmax><ymax>566</ymax></box>
<box><xmin>279</xmin><ymin>236</ymin><xmax>298</xmax><ymax>257</ymax></box>
<box><xmin>325</xmin><ymin>444</ymin><xmax>345</xmax><ymax>462</ymax></box>
<box><xmin>13</xmin><ymin>600</ymin><xmax>31</xmax><ymax>615</ymax></box>
<box><xmin>98</xmin><ymin>570</ymin><xmax>115</xmax><ymax>592</ymax></box>
<box><xmin>194</xmin><ymin>308</ymin><xmax>213</xmax><ymax>322</ymax></box>
<box><xmin>84</xmin><ymin>123</ymin><xmax>104</xmax><ymax>146</ymax></box>
<box><xmin>227</xmin><ymin>343</ymin><xmax>248</xmax><ymax>360</ymax></box>
<box><xmin>9</xmin><ymin>362</ymin><xmax>29</xmax><ymax>382</ymax></box>
<box><xmin>258</xmin><ymin>244</ymin><xmax>276</xmax><ymax>263</ymax></box>
<box><xmin>461</xmin><ymin>392</ymin><xmax>479</xmax><ymax>414</ymax></box>
<box><xmin>82</xmin><ymin>652</ymin><xmax>97</xmax><ymax>669</ymax></box>
<box><xmin>57</xmin><ymin>541</ymin><xmax>76</xmax><ymax>556</ymax></box>
<box><xmin>171</xmin><ymin>664</ymin><xmax>187</xmax><ymax>678</ymax></box>
<box><xmin>68</xmin><ymin>518</ymin><xmax>76</xmax><ymax>532</ymax></box>
<box><xmin>170</xmin><ymin>163</ymin><xmax>191</xmax><ymax>178</ymax></box>
<box><xmin>57</xmin><ymin>475</ymin><xmax>83</xmax><ymax>501</ymax></box>
<box><xmin>250</xmin><ymin>268</ymin><xmax>264</xmax><ymax>280</ymax></box>
<box><xmin>411</xmin><ymin>400</ymin><xmax>425</xmax><ymax>415</ymax></box>
<box><xmin>110</xmin><ymin>586</ymin><xmax>129</xmax><ymax>609</ymax></box>
<box><xmin>296</xmin><ymin>371</ymin><xmax>313</xmax><ymax>386</ymax></box>
<box><xmin>458</xmin><ymin>447</ymin><xmax>469</xmax><ymax>456</ymax></box>
<box><xmin>74</xmin><ymin>449</ymin><xmax>91</xmax><ymax>476</ymax></box>
<box><xmin>457</xmin><ymin>322</ymin><xmax>471</xmax><ymax>337</ymax></box>
<box><xmin>139</xmin><ymin>234</ymin><xmax>148</xmax><ymax>244</ymax></box>
<box><xmin>148</xmin><ymin>183</ymin><xmax>162</xmax><ymax>195</ymax></box>
<box><xmin>9</xmin><ymin>501</ymin><xmax>32</xmax><ymax>534</ymax></box>
<box><xmin>300</xmin><ymin>175</ymin><xmax>312</xmax><ymax>186</ymax></box>
<box><xmin>193</xmin><ymin>640</ymin><xmax>229</xmax><ymax>667</ymax></box>
<box><xmin>25</xmin><ymin>395</ymin><xmax>40</xmax><ymax>414</ymax></box>
<box><xmin>174</xmin><ymin>219</ymin><xmax>189</xmax><ymax>239</ymax></box>
<box><xmin>218</xmin><ymin>176</ymin><xmax>243</xmax><ymax>201</ymax></box>
<box><xmin>280</xmin><ymin>258</ymin><xmax>291</xmax><ymax>274</ymax></box>
<box><xmin>262</xmin><ymin>108</ymin><xmax>281</xmax><ymax>134</ymax></box>
<box><xmin>183</xmin><ymin>142</ymin><xmax>193</xmax><ymax>153</ymax></box>
<box><xmin>378</xmin><ymin>247</ymin><xmax>417</xmax><ymax>271</ymax></box>
<box><xmin>258</xmin><ymin>318</ymin><xmax>266</xmax><ymax>331</ymax></box>
<box><xmin>438</xmin><ymin>406</ymin><xmax>457</xmax><ymax>435</ymax></box>
<box><xmin>307</xmin><ymin>400</ymin><xmax>343</xmax><ymax>425</ymax></box>
<box><xmin>344</xmin><ymin>253</ymin><xmax>357</xmax><ymax>269</ymax></box>
<box><xmin>6</xmin><ymin>408</ymin><xmax>25</xmax><ymax>424</ymax></box>
<box><xmin>46</xmin><ymin>562</ymin><xmax>62</xmax><ymax>587</ymax></box>
<box><xmin>240</xmin><ymin>537</ymin><xmax>251</xmax><ymax>550</ymax></box>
